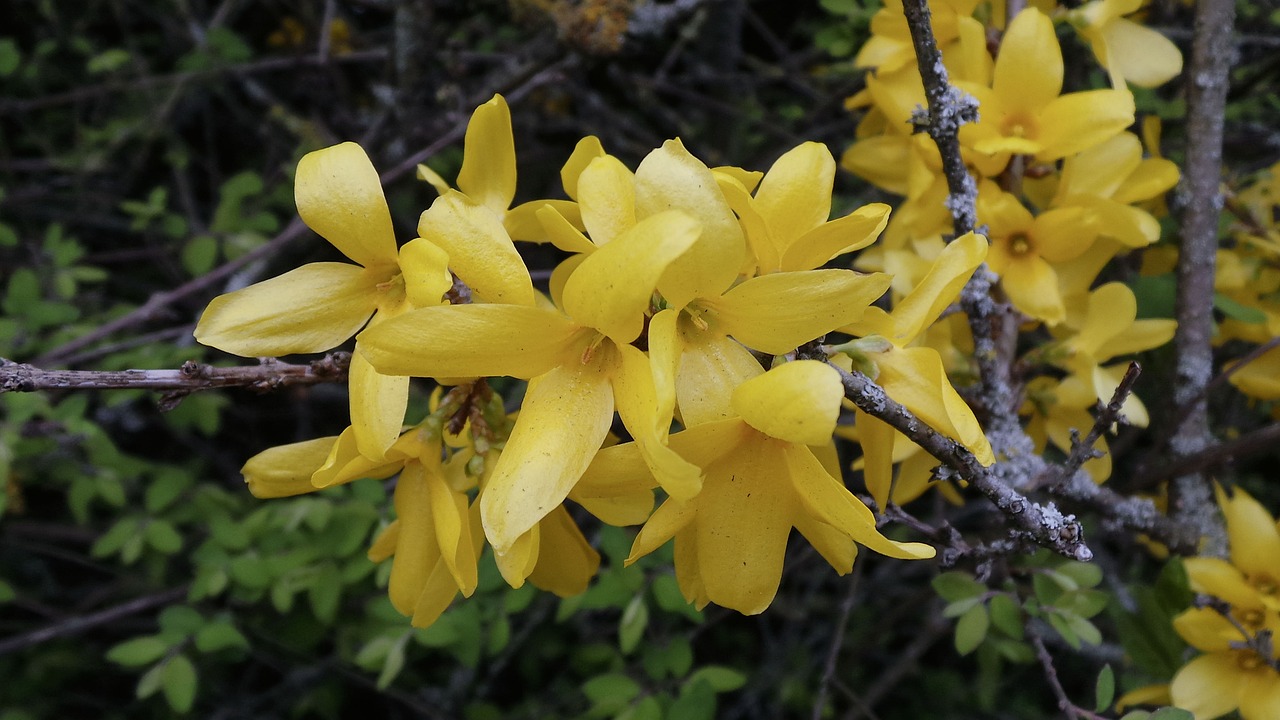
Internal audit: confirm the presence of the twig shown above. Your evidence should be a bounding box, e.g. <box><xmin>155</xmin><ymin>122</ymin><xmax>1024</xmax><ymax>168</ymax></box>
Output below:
<box><xmin>2</xmin><ymin>354</ymin><xmax>349</xmax><ymax>399</ymax></box>
<box><xmin>1135</xmin><ymin>421</ymin><xmax>1280</xmax><ymax>487</ymax></box>
<box><xmin>0</xmin><ymin>586</ymin><xmax>188</xmax><ymax>657</ymax></box>
<box><xmin>1058</xmin><ymin>362</ymin><xmax>1142</xmax><ymax>482</ymax></box>
<box><xmin>845</xmin><ymin>613</ymin><xmax>948</xmax><ymax>719</ymax></box>
<box><xmin>835</xmin><ymin>364</ymin><xmax>1093</xmax><ymax>561</ymax></box>
<box><xmin>812</xmin><ymin>563</ymin><xmax>864</xmax><ymax>720</ymax></box>
<box><xmin>1166</xmin><ymin>0</ymin><xmax>1236</xmax><ymax>552</ymax></box>
<box><xmin>1028</xmin><ymin>626</ymin><xmax>1108</xmax><ymax>720</ymax></box>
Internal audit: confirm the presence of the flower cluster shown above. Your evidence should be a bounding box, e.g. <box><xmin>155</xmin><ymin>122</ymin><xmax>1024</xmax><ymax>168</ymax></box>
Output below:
<box><xmin>844</xmin><ymin>1</ymin><xmax>1183</xmax><ymax>494</ymax></box>
<box><xmin>193</xmin><ymin>94</ymin><xmax>996</xmax><ymax>621</ymax></box>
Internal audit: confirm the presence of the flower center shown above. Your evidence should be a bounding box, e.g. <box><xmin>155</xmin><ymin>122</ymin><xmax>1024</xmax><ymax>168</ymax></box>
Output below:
<box><xmin>1237</xmin><ymin>651</ymin><xmax>1267</xmax><ymax>672</ymax></box>
<box><xmin>1002</xmin><ymin>112</ymin><xmax>1038</xmax><ymax>140</ymax></box>
<box><xmin>1250</xmin><ymin>573</ymin><xmax>1277</xmax><ymax>597</ymax></box>
<box><xmin>1008</xmin><ymin>233</ymin><xmax>1034</xmax><ymax>257</ymax></box>
<box><xmin>1240</xmin><ymin>608</ymin><xmax>1265</xmax><ymax>629</ymax></box>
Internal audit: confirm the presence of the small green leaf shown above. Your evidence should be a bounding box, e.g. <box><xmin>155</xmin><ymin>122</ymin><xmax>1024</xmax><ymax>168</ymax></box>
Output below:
<box><xmin>376</xmin><ymin>635</ymin><xmax>407</xmax><ymax>690</ymax></box>
<box><xmin>194</xmin><ymin>622</ymin><xmax>248</xmax><ymax>653</ymax></box>
<box><xmin>955</xmin><ymin>603</ymin><xmax>990</xmax><ymax>655</ymax></box>
<box><xmin>1214</xmin><ymin>293</ymin><xmax>1267</xmax><ymax>324</ymax></box>
<box><xmin>0</xmin><ymin>39</ymin><xmax>21</xmax><ymax>76</ymax></box>
<box><xmin>619</xmin><ymin>595</ymin><xmax>649</xmax><ymax>654</ymax></box>
<box><xmin>617</xmin><ymin>695</ymin><xmax>661</xmax><ymax>720</ymax></box>
<box><xmin>933</xmin><ymin>571</ymin><xmax>986</xmax><ymax>602</ymax></box>
<box><xmin>1149</xmin><ymin>709</ymin><xmax>1194</xmax><ymax>720</ymax></box>
<box><xmin>0</xmin><ymin>579</ymin><xmax>15</xmax><ymax>603</ymax></box>
<box><xmin>1056</xmin><ymin>562</ymin><xmax>1103</xmax><ymax>589</ymax></box>
<box><xmin>582</xmin><ymin>673</ymin><xmax>641</xmax><ymax>710</ymax></box>
<box><xmin>670</xmin><ymin>678</ymin><xmax>717</xmax><ymax>720</ymax></box>
<box><xmin>685</xmin><ymin>666</ymin><xmax>746</xmax><ymax>693</ymax></box>
<box><xmin>1094</xmin><ymin>664</ymin><xmax>1115</xmax><ymax>712</ymax></box>
<box><xmin>0</xmin><ymin>222</ymin><xmax>17</xmax><ymax>247</ymax></box>
<box><xmin>988</xmin><ymin>594</ymin><xmax>1024</xmax><ymax>639</ymax></box>
<box><xmin>181</xmin><ymin>236</ymin><xmax>218</xmax><ymax>276</ymax></box>
<box><xmin>136</xmin><ymin>662</ymin><xmax>165</xmax><ymax>700</ymax></box>
<box><xmin>1049</xmin><ymin>612</ymin><xmax>1081</xmax><ymax>649</ymax></box>
<box><xmin>86</xmin><ymin>48</ymin><xmax>131</xmax><ymax>74</ymax></box>
<box><xmin>161</xmin><ymin>654</ymin><xmax>197</xmax><ymax>712</ymax></box>
<box><xmin>943</xmin><ymin>596</ymin><xmax>984</xmax><ymax>618</ymax></box>
<box><xmin>106</xmin><ymin>636</ymin><xmax>171</xmax><ymax>667</ymax></box>
<box><xmin>666</xmin><ymin>636</ymin><xmax>694</xmax><ymax>677</ymax></box>
<box><xmin>145</xmin><ymin>520</ymin><xmax>183</xmax><ymax>554</ymax></box>
<box><xmin>308</xmin><ymin>563</ymin><xmax>342</xmax><ymax>624</ymax></box>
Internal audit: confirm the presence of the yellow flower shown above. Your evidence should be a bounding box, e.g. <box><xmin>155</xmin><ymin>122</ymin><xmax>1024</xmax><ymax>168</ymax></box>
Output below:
<box><xmin>960</xmin><ymin>7</ymin><xmax>1135</xmax><ymax>163</ymax></box>
<box><xmin>195</xmin><ymin>142</ymin><xmax>453</xmax><ymax>459</ymax></box>
<box><xmin>981</xmin><ymin>186</ymin><xmax>1097</xmax><ymax>325</ymax></box>
<box><xmin>1170</xmin><ymin>485</ymin><xmax>1280</xmax><ymax>719</ymax></box>
<box><xmin>1068</xmin><ymin>0</ymin><xmax>1184</xmax><ymax>88</ymax></box>
<box><xmin>597</xmin><ymin>361</ymin><xmax>934</xmax><ymax>614</ymax></box>
<box><xmin>1051</xmin><ymin>132</ymin><xmax>1180</xmax><ymax>249</ymax></box>
<box><xmin>839</xmin><ymin>232</ymin><xmax>996</xmax><ymax>511</ymax></box>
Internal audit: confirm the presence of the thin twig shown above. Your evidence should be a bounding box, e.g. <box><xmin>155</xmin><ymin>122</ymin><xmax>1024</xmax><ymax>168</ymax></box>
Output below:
<box><xmin>0</xmin><ymin>586</ymin><xmax>188</xmax><ymax>657</ymax></box>
<box><xmin>1058</xmin><ymin>362</ymin><xmax>1142</xmax><ymax>482</ymax></box>
<box><xmin>1</xmin><ymin>354</ymin><xmax>349</xmax><ymax>396</ymax></box>
<box><xmin>812</xmin><ymin>563</ymin><xmax>864</xmax><ymax>720</ymax></box>
<box><xmin>1135</xmin><ymin>421</ymin><xmax>1280</xmax><ymax>487</ymax></box>
<box><xmin>1028</xmin><ymin>626</ymin><xmax>1108</xmax><ymax>720</ymax></box>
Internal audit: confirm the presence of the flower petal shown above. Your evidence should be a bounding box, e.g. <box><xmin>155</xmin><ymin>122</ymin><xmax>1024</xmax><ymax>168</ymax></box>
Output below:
<box><xmin>536</xmin><ymin>204</ymin><xmax>597</xmax><ymax>255</ymax></box>
<box><xmin>785</xmin><ymin>443</ymin><xmax>936</xmax><ymax>560</ymax></box>
<box><xmin>578</xmin><ymin>155</ymin><xmax>636</xmax><ymax>247</ymax></box>
<box><xmin>427</xmin><ymin>468</ymin><xmax>478</xmax><ymax>595</ymax></box>
<box><xmin>1170</xmin><ymin>652</ymin><xmax>1246</xmax><ymax>720</ymax></box>
<box><xmin>637</xmin><ymin>139</ymin><xmax>746</xmax><ymax>308</ymax></box>
<box><xmin>1184</xmin><ymin>557</ymin><xmax>1263</xmax><ymax>611</ymax></box>
<box><xmin>195</xmin><ymin>263</ymin><xmax>379</xmax><ymax>356</ymax></box>
<box><xmin>611</xmin><ymin>343</ymin><xmax>703</xmax><ymax>500</ymax></box>
<box><xmin>242</xmin><ymin>436</ymin><xmax>339</xmax><ymax>498</ymax></box>
<box><xmin>876</xmin><ymin>346</ymin><xmax>995</xmax><ymax>465</ymax></box>
<box><xmin>410</xmin><ymin>561</ymin><xmax>461</xmax><ymax>629</ymax></box>
<box><xmin>561</xmin><ymin>136</ymin><xmax>606</xmax><ymax>201</ymax></box>
<box><xmin>1219</xmin><ymin>485</ymin><xmax>1280</xmax><ymax>584</ymax></box>
<box><xmin>1103</xmin><ymin>18</ymin><xmax>1183</xmax><ymax>89</ymax></box>
<box><xmin>480</xmin><ymin>359</ymin><xmax>615</xmax><ymax>552</ymax></box>
<box><xmin>794</xmin><ymin>514</ymin><xmax>859</xmax><ymax>574</ymax></box>
<box><xmin>313</xmin><ymin>425</ymin><xmax>405</xmax><ymax>488</ymax></box>
<box><xmin>358</xmin><ymin>304</ymin><xmax>583</xmax><ymax>380</ymax></box>
<box><xmin>994</xmin><ymin>9</ymin><xmax>1063</xmax><ymax>114</ymax></box>
<box><xmin>781</xmin><ymin>203</ymin><xmax>891</xmax><ymax>272</ymax></box>
<box><xmin>1070</xmin><ymin>282</ymin><xmax>1136</xmax><ymax>356</ymax></box>
<box><xmin>675</xmin><ymin>317</ymin><xmax>764</xmax><ymax>427</ymax></box>
<box><xmin>562</xmin><ymin>210</ymin><xmax>699</xmax><ymax>343</ymax></box>
<box><xmin>456</xmin><ymin>94</ymin><xmax>516</xmax><ymax>216</ymax></box>
<box><xmin>295</xmin><ymin>142</ymin><xmax>399</xmax><ymax>268</ymax></box>
<box><xmin>855</xmin><ymin>409</ymin><xmax>898</xmax><ymax>512</ymax></box>
<box><xmin>1037</xmin><ymin>89</ymin><xmax>1135</xmax><ymax>162</ymax></box>
<box><xmin>884</xmin><ymin>231</ymin><xmax>988</xmax><ymax>343</ymax></box>
<box><xmin>732</xmin><ymin>361</ymin><xmax>843</xmax><ymax>446</ymax></box>
<box><xmin>506</xmin><ymin>199</ymin><xmax>582</xmax><ymax>243</ymax></box>
<box><xmin>1239</xmin><ymin>669</ymin><xmax>1280</xmax><ymax>720</ymax></box>
<box><xmin>418</xmin><ymin>190</ymin><xmax>534</xmax><ymax>306</ymax></box>
<box><xmin>398</xmin><ymin>238</ymin><xmax>453</xmax><ymax>308</ymax></box>
<box><xmin>1001</xmin><ymin>255</ymin><xmax>1066</xmax><ymax>324</ymax></box>
<box><xmin>348</xmin><ymin>349</ymin><xmax>409</xmax><ymax>459</ymax></box>
<box><xmin>754</xmin><ymin>142</ymin><xmax>835</xmax><ymax>254</ymax></box>
<box><xmin>389</xmin><ymin>463</ymin><xmax>439</xmax><ymax>616</ymax></box>
<box><xmin>628</xmin><ymin>496</ymin><xmax>697</xmax><ymax>563</ymax></box>
<box><xmin>709</xmin><ymin>269</ymin><xmax>891</xmax><ymax>354</ymax></box>
<box><xmin>528</xmin><ymin>506</ymin><xmax>601</xmax><ymax>597</ymax></box>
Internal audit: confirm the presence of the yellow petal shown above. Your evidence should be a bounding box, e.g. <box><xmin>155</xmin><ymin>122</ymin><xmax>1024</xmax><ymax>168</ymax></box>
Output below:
<box><xmin>410</xmin><ymin>561</ymin><xmax>461</xmax><ymax>629</ymax></box>
<box><xmin>675</xmin><ymin>317</ymin><xmax>764</xmax><ymax>426</ymax></box>
<box><xmin>1001</xmin><ymin>255</ymin><xmax>1065</xmax><ymax>324</ymax></box>
<box><xmin>1183</xmin><ymin>557</ymin><xmax>1263</xmax><ymax>611</ymax></box>
<box><xmin>1037</xmin><ymin>89</ymin><xmax>1135</xmax><ymax>162</ymax></box>
<box><xmin>561</xmin><ymin>136</ymin><xmax>606</xmax><ymax>201</ymax></box>
<box><xmin>1103</xmin><ymin>319</ymin><xmax>1177</xmax><ymax>359</ymax></box>
<box><xmin>1113</xmin><ymin>158</ymin><xmax>1181</xmax><ymax>204</ymax></box>
<box><xmin>398</xmin><ymin>238</ymin><xmax>453</xmax><ymax>308</ymax></box>
<box><xmin>195</xmin><ymin>263</ymin><xmax>378</xmax><ymax>356</ymax></box>
<box><xmin>1058</xmin><ymin>133</ymin><xmax>1141</xmax><ymax>201</ymax></box>
<box><xmin>855</xmin><ymin>409</ymin><xmax>898</xmax><ymax>512</ymax></box>
<box><xmin>674</xmin><ymin>528</ymin><xmax>710</xmax><ymax>609</ymax></box>
<box><xmin>506</xmin><ymin>199</ymin><xmax>582</xmax><ymax>242</ymax></box>
<box><xmin>637</xmin><ymin>139</ymin><xmax>746</xmax><ymax>308</ymax></box>
<box><xmin>993</xmin><ymin>9</ymin><xmax>1063</xmax><ymax>114</ymax></box>
<box><xmin>312</xmin><ymin>425</ymin><xmax>404</xmax><ymax>488</ymax></box>
<box><xmin>242</xmin><ymin>436</ymin><xmax>339</xmax><ymax>498</ymax></box>
<box><xmin>358</xmin><ymin>304</ymin><xmax>582</xmax><ymax>379</ymax></box>
<box><xmin>456</xmin><ymin>94</ymin><xmax>516</xmax><ymax>216</ymax></box>
<box><xmin>427</xmin><ymin>468</ymin><xmax>478</xmax><ymax>595</ymax></box>
<box><xmin>1033</xmin><ymin>207</ymin><xmax>1095</xmax><ymax>263</ymax></box>
<box><xmin>528</xmin><ymin>506</ymin><xmax>601</xmax><ymax>597</ymax></box>
<box><xmin>1219</xmin><ymin>485</ymin><xmax>1280</xmax><ymax>584</ymax></box>
<box><xmin>841</xmin><ymin>136</ymin><xmax>913</xmax><ymax>196</ymax></box>
<box><xmin>1114</xmin><ymin>683</ymin><xmax>1171</xmax><ymax>713</ymax></box>
<box><xmin>781</xmin><ymin>203</ymin><xmax>891</xmax><ymax>272</ymax></box>
<box><xmin>1228</xmin><ymin>345</ymin><xmax>1280</xmax><ymax>400</ymax></box>
<box><xmin>1239</xmin><ymin>670</ymin><xmax>1280</xmax><ymax>720</ymax></box>
<box><xmin>494</xmin><ymin>523</ymin><xmax>540</xmax><ymax>589</ymax></box>
<box><xmin>1170</xmin><ymin>653</ymin><xmax>1246</xmax><ymax>720</ymax></box>
<box><xmin>295</xmin><ymin>142</ymin><xmax>399</xmax><ymax>268</ymax></box>
<box><xmin>481</xmin><ymin>359</ymin><xmax>614</xmax><ymax>552</ymax></box>
<box><xmin>1071</xmin><ymin>282</ymin><xmax>1136</xmax><ymax>356</ymax></box>
<box><xmin>628</xmin><ymin>496</ymin><xmax>697</xmax><ymax>564</ymax></box>
<box><xmin>794</xmin><ymin>514</ymin><xmax>859</xmax><ymax>574</ymax></box>
<box><xmin>648</xmin><ymin>308</ymin><xmax>681</xmax><ymax>436</ymax></box>
<box><xmin>389</xmin><ymin>463</ymin><xmax>439</xmax><ymax>616</ymax></box>
<box><xmin>731</xmin><ymin>360</ymin><xmax>843</xmax><ymax>446</ymax></box>
<box><xmin>418</xmin><ymin>190</ymin><xmax>534</xmax><ymax>306</ymax></box>
<box><xmin>576</xmin><ymin>439</ymin><xmax>660</xmax><ymax>501</ymax></box>
<box><xmin>611</xmin><ymin>343</ymin><xmax>703</xmax><ymax>501</ymax></box>
<box><xmin>709</xmin><ymin>270</ymin><xmax>891</xmax><ymax>354</ymax></box>
<box><xmin>416</xmin><ymin>163</ymin><xmax>451</xmax><ymax>196</ymax></box>
<box><xmin>754</xmin><ymin>142</ymin><xmax>835</xmax><ymax>254</ymax></box>
<box><xmin>885</xmin><ymin>232</ymin><xmax>988</xmax><ymax>343</ymax></box>
<box><xmin>666</xmin><ymin>417</ymin><xmax>754</xmax><ymax>468</ymax></box>
<box><xmin>368</xmin><ymin>520</ymin><xmax>400</xmax><ymax>563</ymax></box>
<box><xmin>535</xmin><ymin>204</ymin><xmax>596</xmax><ymax>255</ymax></box>
<box><xmin>696</xmin><ymin>442</ymin><xmax>797</xmax><ymax>614</ymax></box>
<box><xmin>577</xmin><ymin>155</ymin><xmax>636</xmax><ymax>247</ymax></box>
<box><xmin>717</xmin><ymin>174</ymin><xmax>780</xmax><ymax>273</ymax></box>
<box><xmin>348</xmin><ymin>349</ymin><xmax>409</xmax><ymax>459</ymax></box>
<box><xmin>1103</xmin><ymin>18</ymin><xmax>1183</xmax><ymax>89</ymax></box>
<box><xmin>562</xmin><ymin>210</ymin><xmax>699</xmax><ymax>342</ymax></box>
<box><xmin>785</xmin><ymin>443</ymin><xmax>936</xmax><ymax>560</ymax></box>
<box><xmin>877</xmin><ymin>347</ymin><xmax>995</xmax><ymax>465</ymax></box>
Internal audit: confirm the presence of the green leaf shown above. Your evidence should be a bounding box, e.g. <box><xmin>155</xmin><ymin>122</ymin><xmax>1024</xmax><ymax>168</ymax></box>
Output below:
<box><xmin>1094</xmin><ymin>664</ymin><xmax>1115</xmax><ymax>712</ymax></box>
<box><xmin>159</xmin><ymin>605</ymin><xmax>204</xmax><ymax>636</ymax></box>
<box><xmin>616</xmin><ymin>695</ymin><xmax>661</xmax><ymax>720</ymax></box>
<box><xmin>106</xmin><ymin>636</ymin><xmax>171</xmax><ymax>667</ymax></box>
<box><xmin>1063</xmin><ymin>589</ymin><xmax>1110</xmax><ymax>618</ymax></box>
<box><xmin>376</xmin><ymin>635</ymin><xmax>407</xmax><ymax>690</ymax></box>
<box><xmin>619</xmin><ymin>594</ymin><xmax>648</xmax><ymax>655</ymax></box>
<box><xmin>4</xmin><ymin>268</ymin><xmax>40</xmax><ymax>316</ymax></box>
<box><xmin>943</xmin><ymin>596</ymin><xmax>984</xmax><ymax>618</ymax></box>
<box><xmin>685</xmin><ymin>666</ymin><xmax>746</xmax><ymax>693</ymax></box>
<box><xmin>86</xmin><ymin>48</ymin><xmax>131</xmax><ymax>74</ymax></box>
<box><xmin>0</xmin><ymin>222</ymin><xmax>17</xmax><ymax>247</ymax></box>
<box><xmin>652</xmin><ymin>573</ymin><xmax>701</xmax><ymax>622</ymax></box>
<box><xmin>92</xmin><ymin>517</ymin><xmax>140</xmax><ymax>558</ymax></box>
<box><xmin>1214</xmin><ymin>293</ymin><xmax>1267</xmax><ymax>324</ymax></box>
<box><xmin>0</xmin><ymin>579</ymin><xmax>14</xmax><ymax>603</ymax></box>
<box><xmin>1067</xmin><ymin>614</ymin><xmax>1102</xmax><ymax>646</ymax></box>
<box><xmin>136</xmin><ymin>662</ymin><xmax>165</xmax><ymax>700</ymax></box>
<box><xmin>666</xmin><ymin>636</ymin><xmax>694</xmax><ymax>677</ymax></box>
<box><xmin>955</xmin><ymin>603</ymin><xmax>990</xmax><ymax>655</ymax></box>
<box><xmin>670</xmin><ymin>678</ymin><xmax>717</xmax><ymax>720</ymax></box>
<box><xmin>144</xmin><ymin>469</ymin><xmax>190</xmax><ymax>513</ymax></box>
<box><xmin>583</xmin><ymin>673</ymin><xmax>641</xmax><ymax>716</ymax></box>
<box><xmin>0</xmin><ymin>39</ymin><xmax>21</xmax><ymax>76</ymax></box>
<box><xmin>1149</xmin><ymin>709</ymin><xmax>1194</xmax><ymax>720</ymax></box>
<box><xmin>181</xmin><ymin>236</ymin><xmax>219</xmax><ymax>276</ymax></box>
<box><xmin>145</xmin><ymin>519</ymin><xmax>183</xmax><ymax>554</ymax></box>
<box><xmin>487</xmin><ymin>614</ymin><xmax>510</xmax><ymax>655</ymax></box>
<box><xmin>161</xmin><ymin>654</ymin><xmax>197</xmax><ymax>713</ymax></box>
<box><xmin>933</xmin><ymin>571</ymin><xmax>986</xmax><ymax>602</ymax></box>
<box><xmin>1048</xmin><ymin>612</ymin><xmax>1081</xmax><ymax>649</ymax></box>
<box><xmin>988</xmin><ymin>594</ymin><xmax>1024</xmax><ymax>639</ymax></box>
<box><xmin>194</xmin><ymin>621</ymin><xmax>248</xmax><ymax>653</ymax></box>
<box><xmin>308</xmin><ymin>563</ymin><xmax>342</xmax><ymax>624</ymax></box>
<box><xmin>1131</xmin><ymin>274</ymin><xmax>1176</xmax><ymax>319</ymax></box>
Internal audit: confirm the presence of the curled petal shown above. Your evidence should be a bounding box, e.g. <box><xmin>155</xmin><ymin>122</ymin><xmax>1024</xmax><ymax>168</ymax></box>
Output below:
<box><xmin>398</xmin><ymin>238</ymin><xmax>453</xmax><ymax>308</ymax></box>
<box><xmin>561</xmin><ymin>136</ymin><xmax>606</xmax><ymax>201</ymax></box>
<box><xmin>195</xmin><ymin>263</ymin><xmax>379</xmax><ymax>357</ymax></box>
<box><xmin>1218</xmin><ymin>484</ymin><xmax>1280</xmax><ymax>584</ymax></box>
<box><xmin>457</xmin><ymin>94</ymin><xmax>516</xmax><ymax>216</ymax></box>
<box><xmin>627</xmin><ymin>496</ymin><xmax>697</xmax><ymax>564</ymax></box>
<box><xmin>781</xmin><ymin>203</ymin><xmax>890</xmax><ymax>272</ymax></box>
<box><xmin>313</xmin><ymin>425</ymin><xmax>404</xmax><ymax>488</ymax></box>
<box><xmin>732</xmin><ymin>361</ymin><xmax>843</xmax><ymax>446</ymax></box>
<box><xmin>528</xmin><ymin>506</ymin><xmax>601</xmax><ymax>597</ymax></box>
<box><xmin>296</xmin><ymin>142</ymin><xmax>399</xmax><ymax>268</ymax></box>
<box><xmin>242</xmin><ymin>436</ymin><xmax>339</xmax><ymax>498</ymax></box>
<box><xmin>675</xmin><ymin>317</ymin><xmax>764</xmax><ymax>426</ymax></box>
<box><xmin>348</xmin><ymin>349</ymin><xmax>409</xmax><ymax>459</ymax></box>
<box><xmin>419</xmin><ymin>191</ymin><xmax>533</xmax><ymax>306</ymax></box>
<box><xmin>427</xmin><ymin>469</ymin><xmax>478</xmax><ymax>595</ymax></box>
<box><xmin>611</xmin><ymin>343</ymin><xmax>703</xmax><ymax>500</ymax></box>
<box><xmin>877</xmin><ymin>347</ymin><xmax>995</xmax><ymax>465</ymax></box>
<box><xmin>886</xmin><ymin>232</ymin><xmax>988</xmax><ymax>342</ymax></box>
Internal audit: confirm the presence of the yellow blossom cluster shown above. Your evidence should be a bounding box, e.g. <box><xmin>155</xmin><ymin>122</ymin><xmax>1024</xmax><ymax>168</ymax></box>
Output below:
<box><xmin>844</xmin><ymin>0</ymin><xmax>1184</xmax><ymax>495</ymax></box>
<box><xmin>192</xmin><ymin>95</ymin><xmax>1000</xmax><ymax>621</ymax></box>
